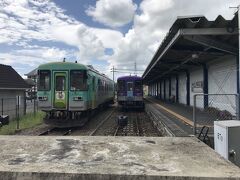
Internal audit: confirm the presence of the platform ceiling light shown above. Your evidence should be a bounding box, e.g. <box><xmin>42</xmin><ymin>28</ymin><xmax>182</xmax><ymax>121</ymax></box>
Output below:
<box><xmin>192</xmin><ymin>54</ymin><xmax>199</xmax><ymax>59</ymax></box>
<box><xmin>226</xmin><ymin>26</ymin><xmax>235</xmax><ymax>33</ymax></box>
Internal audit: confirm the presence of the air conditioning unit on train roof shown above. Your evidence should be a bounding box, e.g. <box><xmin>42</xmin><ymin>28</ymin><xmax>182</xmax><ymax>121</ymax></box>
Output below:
<box><xmin>87</xmin><ymin>65</ymin><xmax>99</xmax><ymax>72</ymax></box>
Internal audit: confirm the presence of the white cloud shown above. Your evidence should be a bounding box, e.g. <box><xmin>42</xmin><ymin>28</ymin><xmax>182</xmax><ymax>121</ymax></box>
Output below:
<box><xmin>0</xmin><ymin>0</ymin><xmax>239</xmax><ymax>80</ymax></box>
<box><xmin>0</xmin><ymin>0</ymin><xmax>123</xmax><ymax>69</ymax></box>
<box><xmin>86</xmin><ymin>0</ymin><xmax>137</xmax><ymax>27</ymax></box>
<box><xmin>90</xmin><ymin>28</ymin><xmax>123</xmax><ymax>49</ymax></box>
<box><xmin>0</xmin><ymin>47</ymin><xmax>71</xmax><ymax>66</ymax></box>
<box><xmin>107</xmin><ymin>0</ymin><xmax>239</xmax><ymax>79</ymax></box>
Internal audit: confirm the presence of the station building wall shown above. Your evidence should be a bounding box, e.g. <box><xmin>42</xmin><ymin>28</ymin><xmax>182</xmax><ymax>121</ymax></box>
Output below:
<box><xmin>161</xmin><ymin>81</ymin><xmax>164</xmax><ymax>99</ymax></box>
<box><xmin>171</xmin><ymin>76</ymin><xmax>176</xmax><ymax>98</ymax></box>
<box><xmin>189</xmin><ymin>67</ymin><xmax>204</xmax><ymax>108</ymax></box>
<box><xmin>157</xmin><ymin>82</ymin><xmax>160</xmax><ymax>97</ymax></box>
<box><xmin>0</xmin><ymin>90</ymin><xmax>26</xmax><ymax>120</ymax></box>
<box><xmin>207</xmin><ymin>55</ymin><xmax>237</xmax><ymax>114</ymax></box>
<box><xmin>178</xmin><ymin>72</ymin><xmax>187</xmax><ymax>105</ymax></box>
<box><xmin>165</xmin><ymin>79</ymin><xmax>170</xmax><ymax>100</ymax></box>
<box><xmin>148</xmin><ymin>54</ymin><xmax>237</xmax><ymax>115</ymax></box>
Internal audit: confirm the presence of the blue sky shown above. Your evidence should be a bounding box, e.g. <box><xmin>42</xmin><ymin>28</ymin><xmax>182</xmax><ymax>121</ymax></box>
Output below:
<box><xmin>0</xmin><ymin>0</ymin><xmax>238</xmax><ymax>79</ymax></box>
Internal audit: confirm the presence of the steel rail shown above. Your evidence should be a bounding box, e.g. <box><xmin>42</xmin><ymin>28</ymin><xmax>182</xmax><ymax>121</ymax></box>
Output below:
<box><xmin>135</xmin><ymin>114</ymin><xmax>140</xmax><ymax>136</ymax></box>
<box><xmin>113</xmin><ymin>126</ymin><xmax>119</xmax><ymax>136</ymax></box>
<box><xmin>38</xmin><ymin>128</ymin><xmax>55</xmax><ymax>136</ymax></box>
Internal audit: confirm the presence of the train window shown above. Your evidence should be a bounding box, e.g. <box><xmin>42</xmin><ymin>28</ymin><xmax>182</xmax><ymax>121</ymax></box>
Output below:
<box><xmin>98</xmin><ymin>79</ymin><xmax>104</xmax><ymax>91</ymax></box>
<box><xmin>70</xmin><ymin>70</ymin><xmax>87</xmax><ymax>91</ymax></box>
<box><xmin>118</xmin><ymin>80</ymin><xmax>125</xmax><ymax>91</ymax></box>
<box><xmin>38</xmin><ymin>70</ymin><xmax>50</xmax><ymax>91</ymax></box>
<box><xmin>92</xmin><ymin>77</ymin><xmax>95</xmax><ymax>91</ymax></box>
<box><xmin>56</xmin><ymin>76</ymin><xmax>65</xmax><ymax>91</ymax></box>
<box><xmin>127</xmin><ymin>82</ymin><xmax>133</xmax><ymax>91</ymax></box>
<box><xmin>135</xmin><ymin>80</ymin><xmax>142</xmax><ymax>92</ymax></box>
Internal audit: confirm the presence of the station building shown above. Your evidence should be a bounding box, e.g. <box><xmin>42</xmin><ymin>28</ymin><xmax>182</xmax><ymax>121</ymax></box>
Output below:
<box><xmin>143</xmin><ymin>13</ymin><xmax>238</xmax><ymax>115</ymax></box>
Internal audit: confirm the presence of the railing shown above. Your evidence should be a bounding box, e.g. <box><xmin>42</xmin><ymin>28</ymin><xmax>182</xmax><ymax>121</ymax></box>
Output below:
<box><xmin>193</xmin><ymin>94</ymin><xmax>239</xmax><ymax>136</ymax></box>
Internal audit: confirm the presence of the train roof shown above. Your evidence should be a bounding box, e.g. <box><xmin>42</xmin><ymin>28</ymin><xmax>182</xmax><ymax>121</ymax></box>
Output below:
<box><xmin>117</xmin><ymin>75</ymin><xmax>142</xmax><ymax>81</ymax></box>
<box><xmin>38</xmin><ymin>61</ymin><xmax>88</xmax><ymax>70</ymax></box>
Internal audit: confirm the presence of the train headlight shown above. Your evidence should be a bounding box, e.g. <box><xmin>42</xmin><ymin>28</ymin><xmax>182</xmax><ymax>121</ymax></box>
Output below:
<box><xmin>38</xmin><ymin>96</ymin><xmax>48</xmax><ymax>101</ymax></box>
<box><xmin>73</xmin><ymin>96</ymin><xmax>82</xmax><ymax>101</ymax></box>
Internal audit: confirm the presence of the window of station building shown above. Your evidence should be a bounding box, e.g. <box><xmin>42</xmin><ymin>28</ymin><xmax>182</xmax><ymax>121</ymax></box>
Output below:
<box><xmin>56</xmin><ymin>76</ymin><xmax>65</xmax><ymax>91</ymax></box>
<box><xmin>118</xmin><ymin>80</ymin><xmax>125</xmax><ymax>91</ymax></box>
<box><xmin>135</xmin><ymin>80</ymin><xmax>142</xmax><ymax>92</ymax></box>
<box><xmin>38</xmin><ymin>70</ymin><xmax>51</xmax><ymax>91</ymax></box>
<box><xmin>70</xmin><ymin>70</ymin><xmax>87</xmax><ymax>91</ymax></box>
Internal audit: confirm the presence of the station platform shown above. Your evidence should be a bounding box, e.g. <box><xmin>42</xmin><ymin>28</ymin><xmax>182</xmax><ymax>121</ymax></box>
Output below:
<box><xmin>0</xmin><ymin>135</ymin><xmax>240</xmax><ymax>180</ymax></box>
<box><xmin>145</xmin><ymin>97</ymin><xmax>215</xmax><ymax>136</ymax></box>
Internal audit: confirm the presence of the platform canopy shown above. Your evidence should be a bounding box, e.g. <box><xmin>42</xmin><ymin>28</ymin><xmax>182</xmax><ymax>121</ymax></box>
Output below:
<box><xmin>142</xmin><ymin>14</ymin><xmax>238</xmax><ymax>84</ymax></box>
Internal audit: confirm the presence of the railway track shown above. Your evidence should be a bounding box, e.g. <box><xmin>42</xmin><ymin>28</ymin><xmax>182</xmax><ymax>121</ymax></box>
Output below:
<box><xmin>37</xmin><ymin>107</ymin><xmax>161</xmax><ymax>137</ymax></box>
<box><xmin>89</xmin><ymin>110</ymin><xmax>115</xmax><ymax>136</ymax></box>
<box><xmin>113</xmin><ymin>112</ymin><xmax>141</xmax><ymax>136</ymax></box>
<box><xmin>38</xmin><ymin>127</ymin><xmax>73</xmax><ymax>136</ymax></box>
<box><xmin>113</xmin><ymin>111</ymin><xmax>161</xmax><ymax>137</ymax></box>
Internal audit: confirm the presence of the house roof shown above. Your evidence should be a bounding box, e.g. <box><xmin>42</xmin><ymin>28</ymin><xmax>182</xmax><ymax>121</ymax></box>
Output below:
<box><xmin>0</xmin><ymin>64</ymin><xmax>29</xmax><ymax>90</ymax></box>
<box><xmin>142</xmin><ymin>14</ymin><xmax>238</xmax><ymax>84</ymax></box>
<box><xmin>24</xmin><ymin>68</ymin><xmax>37</xmax><ymax>78</ymax></box>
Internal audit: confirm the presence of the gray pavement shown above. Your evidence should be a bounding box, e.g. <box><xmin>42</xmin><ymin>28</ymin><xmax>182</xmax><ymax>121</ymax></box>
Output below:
<box><xmin>0</xmin><ymin>135</ymin><xmax>239</xmax><ymax>179</ymax></box>
<box><xmin>146</xmin><ymin>97</ymin><xmax>219</xmax><ymax>135</ymax></box>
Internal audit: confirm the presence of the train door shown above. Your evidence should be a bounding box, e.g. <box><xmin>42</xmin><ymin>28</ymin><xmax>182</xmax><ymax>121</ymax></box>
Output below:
<box><xmin>54</xmin><ymin>72</ymin><xmax>68</xmax><ymax>109</ymax></box>
<box><xmin>127</xmin><ymin>82</ymin><xmax>134</xmax><ymax>99</ymax></box>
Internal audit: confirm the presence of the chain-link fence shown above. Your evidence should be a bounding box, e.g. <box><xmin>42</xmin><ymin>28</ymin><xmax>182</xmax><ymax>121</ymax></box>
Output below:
<box><xmin>193</xmin><ymin>94</ymin><xmax>239</xmax><ymax>137</ymax></box>
<box><xmin>0</xmin><ymin>97</ymin><xmax>39</xmax><ymax>121</ymax></box>
<box><xmin>26</xmin><ymin>99</ymin><xmax>39</xmax><ymax>114</ymax></box>
<box><xmin>0</xmin><ymin>97</ymin><xmax>24</xmax><ymax>120</ymax></box>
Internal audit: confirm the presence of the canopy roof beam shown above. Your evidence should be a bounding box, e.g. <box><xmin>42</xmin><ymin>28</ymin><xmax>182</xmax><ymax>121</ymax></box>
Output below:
<box><xmin>183</xmin><ymin>35</ymin><xmax>237</xmax><ymax>55</ymax></box>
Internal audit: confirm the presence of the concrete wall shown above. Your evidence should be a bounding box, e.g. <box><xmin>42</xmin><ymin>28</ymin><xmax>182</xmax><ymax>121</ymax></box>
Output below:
<box><xmin>0</xmin><ymin>90</ymin><xmax>26</xmax><ymax>120</ymax></box>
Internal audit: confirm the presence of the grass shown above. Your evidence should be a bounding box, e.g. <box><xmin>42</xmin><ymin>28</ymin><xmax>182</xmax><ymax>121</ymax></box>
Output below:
<box><xmin>0</xmin><ymin>112</ymin><xmax>45</xmax><ymax>135</ymax></box>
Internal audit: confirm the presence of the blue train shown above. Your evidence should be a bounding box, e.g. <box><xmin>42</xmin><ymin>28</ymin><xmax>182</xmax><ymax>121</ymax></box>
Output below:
<box><xmin>117</xmin><ymin>75</ymin><xmax>145</xmax><ymax>110</ymax></box>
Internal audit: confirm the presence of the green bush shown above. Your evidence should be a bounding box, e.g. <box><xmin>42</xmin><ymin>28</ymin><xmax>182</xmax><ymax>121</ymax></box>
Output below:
<box><xmin>0</xmin><ymin>112</ymin><xmax>45</xmax><ymax>135</ymax></box>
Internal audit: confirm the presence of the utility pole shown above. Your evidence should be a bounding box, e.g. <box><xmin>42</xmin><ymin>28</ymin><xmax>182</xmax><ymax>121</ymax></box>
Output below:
<box><xmin>113</xmin><ymin>66</ymin><xmax>115</xmax><ymax>82</ymax></box>
<box><xmin>134</xmin><ymin>61</ymin><xmax>137</xmax><ymax>75</ymax></box>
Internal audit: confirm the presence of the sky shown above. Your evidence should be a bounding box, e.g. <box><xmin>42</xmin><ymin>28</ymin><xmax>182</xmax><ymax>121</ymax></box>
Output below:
<box><xmin>0</xmin><ymin>0</ymin><xmax>239</xmax><ymax>80</ymax></box>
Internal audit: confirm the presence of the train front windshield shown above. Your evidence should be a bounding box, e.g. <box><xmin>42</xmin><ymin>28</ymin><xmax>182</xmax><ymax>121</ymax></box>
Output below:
<box><xmin>70</xmin><ymin>70</ymin><xmax>87</xmax><ymax>91</ymax></box>
<box><xmin>38</xmin><ymin>70</ymin><xmax>51</xmax><ymax>91</ymax></box>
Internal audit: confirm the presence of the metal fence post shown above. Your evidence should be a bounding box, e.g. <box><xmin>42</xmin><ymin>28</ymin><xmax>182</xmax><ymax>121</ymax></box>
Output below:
<box><xmin>193</xmin><ymin>94</ymin><xmax>197</xmax><ymax>135</ymax></box>
<box><xmin>16</xmin><ymin>96</ymin><xmax>20</xmax><ymax>130</ymax></box>
<box><xmin>236</xmin><ymin>94</ymin><xmax>240</xmax><ymax>120</ymax></box>
<box><xmin>1</xmin><ymin>98</ymin><xmax>3</xmax><ymax>116</ymax></box>
<box><xmin>23</xmin><ymin>93</ymin><xmax>26</xmax><ymax>115</ymax></box>
<box><xmin>34</xmin><ymin>98</ymin><xmax>36</xmax><ymax>116</ymax></box>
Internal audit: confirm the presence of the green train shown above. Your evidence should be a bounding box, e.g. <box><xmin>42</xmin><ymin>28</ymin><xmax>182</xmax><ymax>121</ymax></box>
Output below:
<box><xmin>37</xmin><ymin>61</ymin><xmax>114</xmax><ymax>127</ymax></box>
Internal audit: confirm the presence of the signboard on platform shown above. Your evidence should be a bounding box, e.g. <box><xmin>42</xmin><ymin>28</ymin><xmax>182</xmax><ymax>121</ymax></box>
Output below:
<box><xmin>191</xmin><ymin>81</ymin><xmax>203</xmax><ymax>93</ymax></box>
